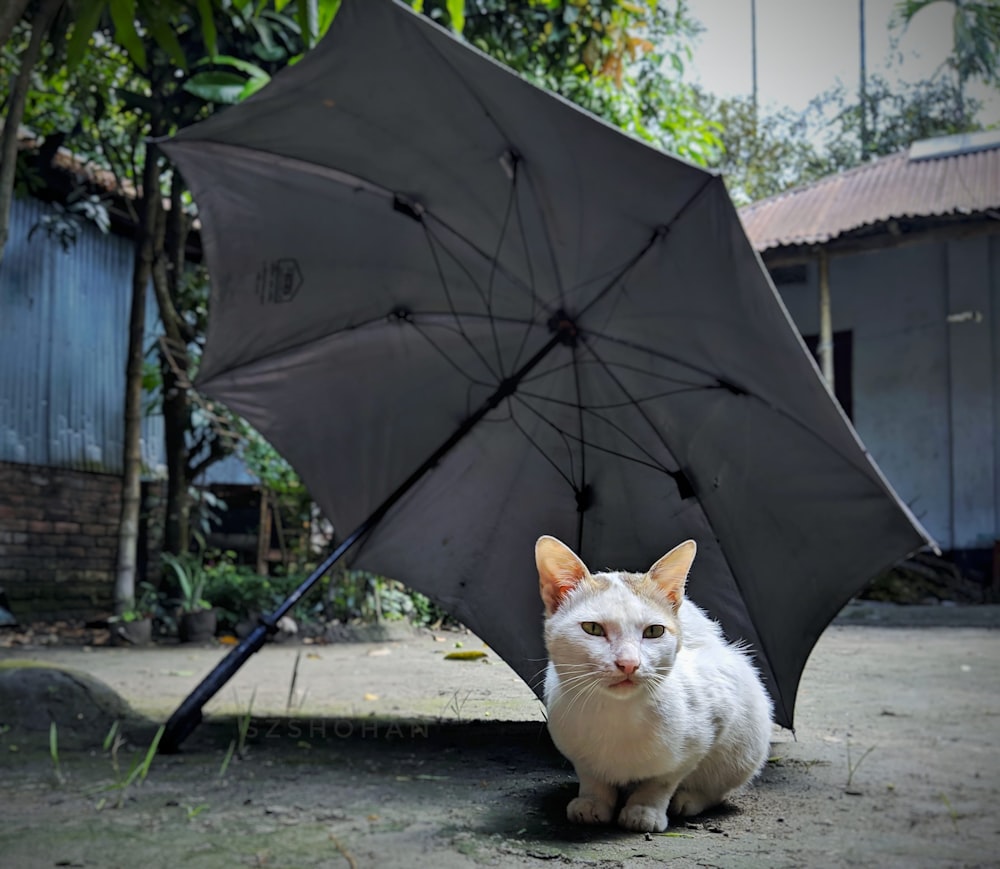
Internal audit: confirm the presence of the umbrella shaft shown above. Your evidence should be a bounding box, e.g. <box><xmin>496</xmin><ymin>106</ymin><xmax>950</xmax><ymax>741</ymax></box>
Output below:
<box><xmin>160</xmin><ymin>323</ymin><xmax>572</xmax><ymax>752</ymax></box>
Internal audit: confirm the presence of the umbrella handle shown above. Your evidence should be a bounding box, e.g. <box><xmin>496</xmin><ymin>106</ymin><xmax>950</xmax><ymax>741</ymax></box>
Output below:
<box><xmin>159</xmin><ymin>622</ymin><xmax>270</xmax><ymax>752</ymax></box>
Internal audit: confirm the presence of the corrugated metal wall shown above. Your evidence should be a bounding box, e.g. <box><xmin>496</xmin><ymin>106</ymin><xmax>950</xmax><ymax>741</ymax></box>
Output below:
<box><xmin>1</xmin><ymin>196</ymin><xmax>165</xmax><ymax>475</ymax></box>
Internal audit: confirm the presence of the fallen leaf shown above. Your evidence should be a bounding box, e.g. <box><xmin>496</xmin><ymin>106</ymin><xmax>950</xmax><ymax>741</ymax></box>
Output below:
<box><xmin>363</xmin><ymin>693</ymin><xmax>379</xmax><ymax>701</ymax></box>
<box><xmin>367</xmin><ymin>648</ymin><xmax>391</xmax><ymax>657</ymax></box>
<box><xmin>306</xmin><ymin>653</ymin><xmax>322</xmax><ymax>660</ymax></box>
<box><xmin>218</xmin><ymin>635</ymin><xmax>238</xmax><ymax>645</ymax></box>
<box><xmin>444</xmin><ymin>650</ymin><xmax>487</xmax><ymax>661</ymax></box>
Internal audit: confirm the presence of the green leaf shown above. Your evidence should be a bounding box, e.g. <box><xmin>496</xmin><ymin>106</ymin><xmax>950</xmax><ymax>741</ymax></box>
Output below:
<box><xmin>317</xmin><ymin>0</ymin><xmax>341</xmax><ymax>37</ymax></box>
<box><xmin>183</xmin><ymin>70</ymin><xmax>251</xmax><ymax>104</ymax></box>
<box><xmin>446</xmin><ymin>0</ymin><xmax>464</xmax><ymax>33</ymax></box>
<box><xmin>298</xmin><ymin>0</ymin><xmax>319</xmax><ymax>48</ymax></box>
<box><xmin>198</xmin><ymin>54</ymin><xmax>270</xmax><ymax>78</ymax></box>
<box><xmin>109</xmin><ymin>0</ymin><xmax>147</xmax><ymax>70</ymax></box>
<box><xmin>66</xmin><ymin>0</ymin><xmax>105</xmax><ymax>72</ymax></box>
<box><xmin>275</xmin><ymin>0</ymin><xmax>293</xmax><ymax>11</ymax></box>
<box><xmin>239</xmin><ymin>75</ymin><xmax>271</xmax><ymax>101</ymax></box>
<box><xmin>146</xmin><ymin>7</ymin><xmax>188</xmax><ymax>70</ymax></box>
<box><xmin>196</xmin><ymin>0</ymin><xmax>218</xmax><ymax>59</ymax></box>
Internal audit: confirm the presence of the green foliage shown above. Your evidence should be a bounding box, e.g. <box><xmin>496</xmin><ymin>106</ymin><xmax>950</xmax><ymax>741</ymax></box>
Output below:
<box><xmin>815</xmin><ymin>75</ymin><xmax>982</xmax><ymax>169</ymax></box>
<box><xmin>413</xmin><ymin>0</ymin><xmax>720</xmax><ymax>164</ymax></box>
<box><xmin>324</xmin><ymin>568</ymin><xmax>445</xmax><ymax>626</ymax></box>
<box><xmin>27</xmin><ymin>188</ymin><xmax>110</xmax><ymax>250</ymax></box>
<box><xmin>196</xmin><ymin>550</ymin><xmax>447</xmax><ymax>629</ymax></box>
<box><xmin>694</xmin><ymin>91</ymin><xmax>825</xmax><ymax>207</ymax></box>
<box><xmin>701</xmin><ymin>72</ymin><xmax>983</xmax><ymax>206</ymax></box>
<box><xmin>200</xmin><ymin>551</ymin><xmax>307</xmax><ymax>627</ymax></box>
<box><xmin>161</xmin><ymin>552</ymin><xmax>212</xmax><ymax>612</ymax></box>
<box><xmin>111</xmin><ymin>581</ymin><xmax>159</xmax><ymax>621</ymax></box>
<box><xmin>894</xmin><ymin>0</ymin><xmax>1000</xmax><ymax>90</ymax></box>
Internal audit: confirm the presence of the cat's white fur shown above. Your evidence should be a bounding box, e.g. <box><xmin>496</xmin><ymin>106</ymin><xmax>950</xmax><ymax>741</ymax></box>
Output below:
<box><xmin>537</xmin><ymin>535</ymin><xmax>772</xmax><ymax>833</ymax></box>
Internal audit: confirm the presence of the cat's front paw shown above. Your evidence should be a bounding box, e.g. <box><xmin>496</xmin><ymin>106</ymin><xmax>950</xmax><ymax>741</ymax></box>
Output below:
<box><xmin>618</xmin><ymin>803</ymin><xmax>668</xmax><ymax>833</ymax></box>
<box><xmin>567</xmin><ymin>796</ymin><xmax>613</xmax><ymax>825</ymax></box>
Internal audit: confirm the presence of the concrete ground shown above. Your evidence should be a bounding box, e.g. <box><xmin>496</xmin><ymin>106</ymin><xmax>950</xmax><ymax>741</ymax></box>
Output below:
<box><xmin>1</xmin><ymin>604</ymin><xmax>998</xmax><ymax>868</ymax></box>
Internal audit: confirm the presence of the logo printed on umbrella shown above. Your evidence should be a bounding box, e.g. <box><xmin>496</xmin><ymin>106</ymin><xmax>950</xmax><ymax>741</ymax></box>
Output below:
<box><xmin>256</xmin><ymin>258</ymin><xmax>303</xmax><ymax>304</ymax></box>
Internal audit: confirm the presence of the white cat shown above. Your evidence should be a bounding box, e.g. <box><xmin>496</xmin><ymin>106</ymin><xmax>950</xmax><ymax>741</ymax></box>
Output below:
<box><xmin>537</xmin><ymin>535</ymin><xmax>772</xmax><ymax>833</ymax></box>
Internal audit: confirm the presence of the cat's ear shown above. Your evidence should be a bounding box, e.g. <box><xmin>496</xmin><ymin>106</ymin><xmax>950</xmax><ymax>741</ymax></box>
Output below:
<box><xmin>647</xmin><ymin>539</ymin><xmax>697</xmax><ymax>610</ymax></box>
<box><xmin>536</xmin><ymin>535</ymin><xmax>590</xmax><ymax>616</ymax></box>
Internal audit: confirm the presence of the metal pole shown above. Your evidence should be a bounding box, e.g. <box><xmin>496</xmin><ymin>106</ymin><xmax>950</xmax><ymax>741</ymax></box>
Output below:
<box><xmin>751</xmin><ymin>0</ymin><xmax>758</xmax><ymax>112</ymax></box>
<box><xmin>818</xmin><ymin>250</ymin><xmax>835</xmax><ymax>392</ymax></box>
<box><xmin>859</xmin><ymin>0</ymin><xmax>868</xmax><ymax>159</ymax></box>
<box><xmin>159</xmin><ymin>320</ymin><xmax>576</xmax><ymax>753</ymax></box>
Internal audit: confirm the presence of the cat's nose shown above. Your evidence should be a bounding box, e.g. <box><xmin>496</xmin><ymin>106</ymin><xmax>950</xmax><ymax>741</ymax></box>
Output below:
<box><xmin>615</xmin><ymin>658</ymin><xmax>639</xmax><ymax>675</ymax></box>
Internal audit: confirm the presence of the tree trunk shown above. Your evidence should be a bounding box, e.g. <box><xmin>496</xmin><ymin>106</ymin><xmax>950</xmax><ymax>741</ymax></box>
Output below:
<box><xmin>114</xmin><ymin>134</ymin><xmax>163</xmax><ymax>613</ymax></box>
<box><xmin>0</xmin><ymin>0</ymin><xmax>32</xmax><ymax>51</ymax></box>
<box><xmin>160</xmin><ymin>355</ymin><xmax>191</xmax><ymax>554</ymax></box>
<box><xmin>0</xmin><ymin>0</ymin><xmax>63</xmax><ymax>269</ymax></box>
<box><xmin>154</xmin><ymin>170</ymin><xmax>194</xmax><ymax>555</ymax></box>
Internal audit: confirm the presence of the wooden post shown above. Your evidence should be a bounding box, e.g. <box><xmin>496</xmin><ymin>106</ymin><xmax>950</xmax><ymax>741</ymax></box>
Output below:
<box><xmin>818</xmin><ymin>250</ymin><xmax>835</xmax><ymax>392</ymax></box>
<box><xmin>256</xmin><ymin>489</ymin><xmax>272</xmax><ymax>575</ymax></box>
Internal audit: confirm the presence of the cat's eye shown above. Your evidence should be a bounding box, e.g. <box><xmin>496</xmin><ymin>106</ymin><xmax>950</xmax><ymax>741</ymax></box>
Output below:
<box><xmin>581</xmin><ymin>621</ymin><xmax>605</xmax><ymax>637</ymax></box>
<box><xmin>643</xmin><ymin>624</ymin><xmax>666</xmax><ymax>639</ymax></box>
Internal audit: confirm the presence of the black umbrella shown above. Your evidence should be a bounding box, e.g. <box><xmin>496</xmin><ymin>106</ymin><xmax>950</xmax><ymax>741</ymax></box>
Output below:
<box><xmin>158</xmin><ymin>0</ymin><xmax>933</xmax><ymax>751</ymax></box>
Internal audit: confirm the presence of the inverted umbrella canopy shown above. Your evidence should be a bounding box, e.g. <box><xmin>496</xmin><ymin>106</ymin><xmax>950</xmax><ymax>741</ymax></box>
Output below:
<box><xmin>160</xmin><ymin>0</ymin><xmax>933</xmax><ymax>742</ymax></box>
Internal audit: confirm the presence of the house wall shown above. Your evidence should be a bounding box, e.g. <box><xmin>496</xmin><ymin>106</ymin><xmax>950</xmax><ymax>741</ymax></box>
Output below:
<box><xmin>773</xmin><ymin>231</ymin><xmax>999</xmax><ymax>553</ymax></box>
<box><xmin>0</xmin><ymin>195</ymin><xmax>165</xmax><ymax>475</ymax></box>
<box><xmin>0</xmin><ymin>460</ymin><xmax>119</xmax><ymax>618</ymax></box>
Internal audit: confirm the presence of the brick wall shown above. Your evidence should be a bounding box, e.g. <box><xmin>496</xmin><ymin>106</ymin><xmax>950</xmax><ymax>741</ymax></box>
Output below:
<box><xmin>0</xmin><ymin>462</ymin><xmax>121</xmax><ymax>620</ymax></box>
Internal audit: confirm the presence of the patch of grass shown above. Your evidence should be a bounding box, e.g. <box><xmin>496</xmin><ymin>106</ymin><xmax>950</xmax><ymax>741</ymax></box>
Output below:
<box><xmin>940</xmin><ymin>792</ymin><xmax>960</xmax><ymax>832</ymax></box>
<box><xmin>96</xmin><ymin>724</ymin><xmax>165</xmax><ymax>809</ymax></box>
<box><xmin>49</xmin><ymin>721</ymin><xmax>64</xmax><ymax>785</ymax></box>
<box><xmin>845</xmin><ymin>740</ymin><xmax>876</xmax><ymax>793</ymax></box>
<box><xmin>185</xmin><ymin>803</ymin><xmax>210</xmax><ymax>821</ymax></box>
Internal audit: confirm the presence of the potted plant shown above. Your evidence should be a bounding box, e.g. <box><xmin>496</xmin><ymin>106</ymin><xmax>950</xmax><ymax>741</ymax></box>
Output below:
<box><xmin>108</xmin><ymin>582</ymin><xmax>158</xmax><ymax>646</ymax></box>
<box><xmin>162</xmin><ymin>553</ymin><xmax>217</xmax><ymax>643</ymax></box>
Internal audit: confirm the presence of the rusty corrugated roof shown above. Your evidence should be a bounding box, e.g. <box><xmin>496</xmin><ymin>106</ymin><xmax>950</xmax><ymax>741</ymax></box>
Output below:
<box><xmin>739</xmin><ymin>130</ymin><xmax>1000</xmax><ymax>252</ymax></box>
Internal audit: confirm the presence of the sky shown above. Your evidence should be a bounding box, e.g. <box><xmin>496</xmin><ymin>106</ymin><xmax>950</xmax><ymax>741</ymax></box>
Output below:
<box><xmin>684</xmin><ymin>0</ymin><xmax>999</xmax><ymax>123</ymax></box>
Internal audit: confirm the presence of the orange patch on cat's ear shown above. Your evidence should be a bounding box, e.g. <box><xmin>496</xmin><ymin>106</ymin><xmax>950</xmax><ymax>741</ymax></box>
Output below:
<box><xmin>536</xmin><ymin>536</ymin><xmax>591</xmax><ymax>616</ymax></box>
<box><xmin>647</xmin><ymin>539</ymin><xmax>697</xmax><ymax>610</ymax></box>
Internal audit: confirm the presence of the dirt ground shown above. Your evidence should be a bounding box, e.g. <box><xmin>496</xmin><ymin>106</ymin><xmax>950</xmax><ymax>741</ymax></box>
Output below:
<box><xmin>1</xmin><ymin>606</ymin><xmax>998</xmax><ymax>868</ymax></box>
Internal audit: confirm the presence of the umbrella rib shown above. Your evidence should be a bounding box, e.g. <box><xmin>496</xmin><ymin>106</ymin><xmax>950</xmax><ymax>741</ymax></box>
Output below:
<box><xmin>577</xmin><ymin>175</ymin><xmax>715</xmax><ymax>322</ymax></box>
<box><xmin>510</xmin><ymin>179</ymin><xmax>540</xmax><ymax>371</ymax></box>
<box><xmin>575</xmin><ymin>227</ymin><xmax>665</xmax><ymax>323</ymax></box>
<box><xmin>484</xmin><ymin>164</ymin><xmax>521</xmax><ymax>376</ymax></box>
<box><xmin>519</xmin><ymin>383</ymin><xmax>724</xmax><ymax>411</ymax></box>
<box><xmin>589</xmin><ymin>332</ymin><xmax>743</xmax><ymax>387</ymax></box>
<box><xmin>407</xmin><ymin>320</ymin><xmax>497</xmax><ymax>388</ymax></box>
<box><xmin>521</xmin><ymin>357</ymin><xmax>714</xmax><ymax>391</ymax></box>
<box><xmin>571</xmin><ymin>344</ymin><xmax>588</xmax><ymax>551</ymax></box>
<box><xmin>512</xmin><ymin>393</ymin><xmax>673</xmax><ymax>477</ymax></box>
<box><xmin>421</xmin><ymin>221</ymin><xmax>502</xmax><ymax>381</ymax></box>
<box><xmin>577</xmin><ymin>337</ymin><xmax>693</xmax><ymax>496</ymax></box>
<box><xmin>519</xmin><ymin>161</ymin><xmax>567</xmax><ymax>309</ymax></box>
<box><xmin>422</xmin><ymin>215</ymin><xmax>549</xmax><ymax>317</ymax></box>
<box><xmin>593</xmin><ymin>336</ymin><xmax>882</xmax><ymax>478</ymax></box>
<box><xmin>507</xmin><ymin>403</ymin><xmax>578</xmax><ymax>491</ymax></box>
